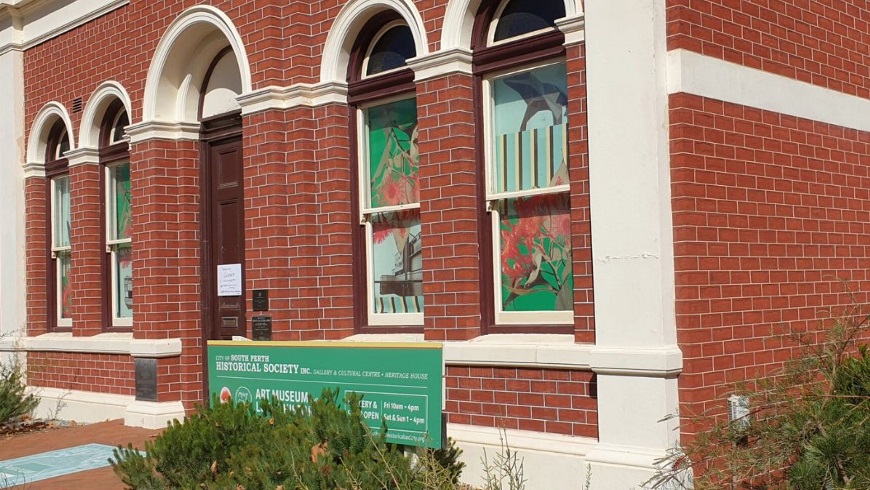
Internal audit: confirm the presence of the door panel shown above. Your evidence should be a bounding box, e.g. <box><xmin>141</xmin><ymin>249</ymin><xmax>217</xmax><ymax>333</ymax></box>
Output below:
<box><xmin>208</xmin><ymin>137</ymin><xmax>245</xmax><ymax>340</ymax></box>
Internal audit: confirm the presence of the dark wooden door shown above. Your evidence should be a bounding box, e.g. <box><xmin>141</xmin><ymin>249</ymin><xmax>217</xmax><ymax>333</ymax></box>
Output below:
<box><xmin>206</xmin><ymin>135</ymin><xmax>246</xmax><ymax>340</ymax></box>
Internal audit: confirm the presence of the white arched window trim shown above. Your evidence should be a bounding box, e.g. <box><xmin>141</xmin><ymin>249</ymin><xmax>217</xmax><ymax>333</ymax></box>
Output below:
<box><xmin>320</xmin><ymin>0</ymin><xmax>429</xmax><ymax>85</ymax></box>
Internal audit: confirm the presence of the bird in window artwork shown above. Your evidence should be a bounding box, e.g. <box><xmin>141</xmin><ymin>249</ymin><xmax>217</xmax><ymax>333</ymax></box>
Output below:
<box><xmin>502</xmin><ymin>70</ymin><xmax>568</xmax><ymax>132</ymax></box>
<box><xmin>496</xmin><ymin>66</ymin><xmax>573</xmax><ymax>312</ymax></box>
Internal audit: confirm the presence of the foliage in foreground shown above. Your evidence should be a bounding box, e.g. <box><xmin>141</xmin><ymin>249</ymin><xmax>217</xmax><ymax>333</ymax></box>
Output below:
<box><xmin>649</xmin><ymin>293</ymin><xmax>870</xmax><ymax>489</ymax></box>
<box><xmin>111</xmin><ymin>388</ymin><xmax>468</xmax><ymax>489</ymax></box>
<box><xmin>0</xmin><ymin>360</ymin><xmax>39</xmax><ymax>426</ymax></box>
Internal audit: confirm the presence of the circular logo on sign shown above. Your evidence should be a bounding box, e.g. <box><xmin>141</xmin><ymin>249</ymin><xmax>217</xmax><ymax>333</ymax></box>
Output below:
<box><xmin>235</xmin><ymin>386</ymin><xmax>253</xmax><ymax>403</ymax></box>
<box><xmin>219</xmin><ymin>386</ymin><xmax>232</xmax><ymax>404</ymax></box>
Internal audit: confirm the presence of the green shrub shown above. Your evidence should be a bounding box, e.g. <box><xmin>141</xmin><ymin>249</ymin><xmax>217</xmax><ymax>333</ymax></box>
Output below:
<box><xmin>786</xmin><ymin>344</ymin><xmax>870</xmax><ymax>489</ymax></box>
<box><xmin>429</xmin><ymin>437</ymin><xmax>466</xmax><ymax>486</ymax></box>
<box><xmin>648</xmin><ymin>294</ymin><xmax>870</xmax><ymax>490</ymax></box>
<box><xmin>0</xmin><ymin>360</ymin><xmax>39</xmax><ymax>425</ymax></box>
<box><xmin>111</xmin><ymin>388</ymin><xmax>467</xmax><ymax>490</ymax></box>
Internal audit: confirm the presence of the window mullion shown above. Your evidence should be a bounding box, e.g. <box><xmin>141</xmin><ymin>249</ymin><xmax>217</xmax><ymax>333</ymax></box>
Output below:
<box><xmin>361</xmin><ymin>202</ymin><xmax>421</xmax><ymax>222</ymax></box>
<box><xmin>487</xmin><ymin>184</ymin><xmax>570</xmax><ymax>204</ymax></box>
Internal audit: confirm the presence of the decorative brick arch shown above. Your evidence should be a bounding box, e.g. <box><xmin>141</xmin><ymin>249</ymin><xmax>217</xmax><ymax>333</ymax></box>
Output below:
<box><xmin>142</xmin><ymin>5</ymin><xmax>252</xmax><ymax>124</ymax></box>
<box><xmin>319</xmin><ymin>0</ymin><xmax>429</xmax><ymax>85</ymax></box>
<box><xmin>79</xmin><ymin>81</ymin><xmax>132</xmax><ymax>149</ymax></box>
<box><xmin>440</xmin><ymin>0</ymin><xmax>583</xmax><ymax>50</ymax></box>
<box><xmin>27</xmin><ymin>102</ymin><xmax>74</xmax><ymax>166</ymax></box>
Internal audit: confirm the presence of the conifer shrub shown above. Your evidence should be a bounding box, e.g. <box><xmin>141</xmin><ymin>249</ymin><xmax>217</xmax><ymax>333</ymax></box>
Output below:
<box><xmin>0</xmin><ymin>361</ymin><xmax>39</xmax><ymax>426</ymax></box>
<box><xmin>648</xmin><ymin>293</ymin><xmax>870</xmax><ymax>489</ymax></box>
<box><xmin>111</xmin><ymin>388</ymin><xmax>467</xmax><ymax>489</ymax></box>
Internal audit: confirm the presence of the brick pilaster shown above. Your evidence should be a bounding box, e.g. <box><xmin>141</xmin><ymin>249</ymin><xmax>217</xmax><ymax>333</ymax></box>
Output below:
<box><xmin>69</xmin><ymin>161</ymin><xmax>104</xmax><ymax>336</ymax></box>
<box><xmin>416</xmin><ymin>72</ymin><xmax>483</xmax><ymax>341</ymax></box>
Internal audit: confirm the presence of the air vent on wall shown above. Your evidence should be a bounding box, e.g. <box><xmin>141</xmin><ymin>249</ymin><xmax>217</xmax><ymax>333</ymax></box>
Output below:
<box><xmin>728</xmin><ymin>394</ymin><xmax>750</xmax><ymax>429</ymax></box>
<box><xmin>72</xmin><ymin>97</ymin><xmax>83</xmax><ymax>113</ymax></box>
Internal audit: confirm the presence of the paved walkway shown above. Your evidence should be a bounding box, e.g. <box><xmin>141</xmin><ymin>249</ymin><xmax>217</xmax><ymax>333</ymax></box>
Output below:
<box><xmin>0</xmin><ymin>420</ymin><xmax>161</xmax><ymax>489</ymax></box>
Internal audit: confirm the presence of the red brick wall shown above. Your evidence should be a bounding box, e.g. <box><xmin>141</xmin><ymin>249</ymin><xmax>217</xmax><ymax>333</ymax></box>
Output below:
<box><xmin>69</xmin><ymin>162</ymin><xmax>104</xmax><ymax>336</ymax></box>
<box><xmin>25</xmin><ymin>177</ymin><xmax>48</xmax><ymax>337</ymax></box>
<box><xmin>313</xmin><ymin>103</ymin><xmax>357</xmax><ymax>336</ymax></box>
<box><xmin>666</xmin><ymin>0</ymin><xmax>870</xmax><ymax>98</ymax></box>
<box><xmin>129</xmin><ymin>139</ymin><xmax>201</xmax><ymax>341</ymax></box>
<box><xmin>21</xmin><ymin>0</ymin><xmax>598</xmax><ymax>433</ymax></box>
<box><xmin>243</xmin><ymin>108</ymin><xmax>299</xmax><ymax>337</ymax></box>
<box><xmin>128</xmin><ymin>138</ymin><xmax>204</xmax><ymax>407</ymax></box>
<box><xmin>24</xmin><ymin>1</ymin><xmax>313</xmax><ymax>131</ymax></box>
<box><xmin>242</xmin><ymin>104</ymin><xmax>359</xmax><ymax>339</ymax></box>
<box><xmin>566</xmin><ymin>43</ymin><xmax>594</xmax><ymax>343</ymax></box>
<box><xmin>446</xmin><ymin>366</ymin><xmax>597</xmax><ymax>438</ymax></box>
<box><xmin>27</xmin><ymin>351</ymin><xmax>135</xmax><ymax>396</ymax></box>
<box><xmin>157</xmin><ymin>341</ymin><xmax>204</xmax><ymax>407</ymax></box>
<box><xmin>418</xmin><ymin>73</ymin><xmax>483</xmax><ymax>341</ymax></box>
<box><xmin>671</xmin><ymin>92</ymin><xmax>870</xmax><ymax>436</ymax></box>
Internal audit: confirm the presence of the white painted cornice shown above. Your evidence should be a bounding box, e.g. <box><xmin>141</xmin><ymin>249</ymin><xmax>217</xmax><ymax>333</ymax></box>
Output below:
<box><xmin>0</xmin><ymin>0</ymin><xmax>49</xmax><ymax>17</ymax></box>
<box><xmin>126</xmin><ymin>120</ymin><xmax>200</xmax><ymax>143</ymax></box>
<box><xmin>64</xmin><ymin>146</ymin><xmax>99</xmax><ymax>167</ymax></box>
<box><xmin>236</xmin><ymin>81</ymin><xmax>348</xmax><ymax>115</ymax></box>
<box><xmin>22</xmin><ymin>160</ymin><xmax>44</xmax><ymax>178</ymax></box>
<box><xmin>556</xmin><ymin>14</ymin><xmax>585</xmax><ymax>46</ymax></box>
<box><xmin>0</xmin><ymin>0</ymin><xmax>128</xmax><ymax>56</ymax></box>
<box><xmin>407</xmin><ymin>48</ymin><xmax>473</xmax><ymax>82</ymax></box>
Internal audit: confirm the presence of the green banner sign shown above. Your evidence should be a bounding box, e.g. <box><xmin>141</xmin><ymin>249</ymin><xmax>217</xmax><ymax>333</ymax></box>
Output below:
<box><xmin>207</xmin><ymin>341</ymin><xmax>443</xmax><ymax>448</ymax></box>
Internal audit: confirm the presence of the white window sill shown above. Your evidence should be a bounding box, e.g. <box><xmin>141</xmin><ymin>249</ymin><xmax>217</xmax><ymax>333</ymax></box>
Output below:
<box><xmin>345</xmin><ymin>333</ymin><xmax>592</xmax><ymax>370</ymax></box>
<box><xmin>0</xmin><ymin>332</ymin><xmax>182</xmax><ymax>358</ymax></box>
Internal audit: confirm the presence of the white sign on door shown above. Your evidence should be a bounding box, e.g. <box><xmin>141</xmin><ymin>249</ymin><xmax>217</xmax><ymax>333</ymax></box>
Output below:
<box><xmin>217</xmin><ymin>263</ymin><xmax>242</xmax><ymax>296</ymax></box>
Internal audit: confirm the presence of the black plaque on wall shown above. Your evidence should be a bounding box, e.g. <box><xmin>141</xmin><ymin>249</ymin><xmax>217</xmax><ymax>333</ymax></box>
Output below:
<box><xmin>134</xmin><ymin>358</ymin><xmax>158</xmax><ymax>402</ymax></box>
<box><xmin>252</xmin><ymin>289</ymin><xmax>269</xmax><ymax>311</ymax></box>
<box><xmin>252</xmin><ymin>316</ymin><xmax>272</xmax><ymax>341</ymax></box>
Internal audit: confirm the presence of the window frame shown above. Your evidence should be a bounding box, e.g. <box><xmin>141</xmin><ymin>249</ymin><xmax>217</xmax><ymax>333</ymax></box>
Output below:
<box><xmin>45</xmin><ymin>122</ymin><xmax>72</xmax><ymax>331</ymax></box>
<box><xmin>347</xmin><ymin>11</ymin><xmax>422</xmax><ymax>332</ymax></box>
<box><xmin>99</xmin><ymin>101</ymin><xmax>133</xmax><ymax>330</ymax></box>
<box><xmin>482</xmin><ymin>59</ymin><xmax>573</xmax><ymax>326</ymax></box>
<box><xmin>362</xmin><ymin>20</ymin><xmax>416</xmax><ymax>79</ymax></box>
<box><xmin>473</xmin><ymin>0</ymin><xmax>574</xmax><ymax>334</ymax></box>
<box><xmin>486</xmin><ymin>0</ymin><xmax>565</xmax><ymax>47</ymax></box>
<box><xmin>355</xmin><ymin>93</ymin><xmax>423</xmax><ymax>327</ymax></box>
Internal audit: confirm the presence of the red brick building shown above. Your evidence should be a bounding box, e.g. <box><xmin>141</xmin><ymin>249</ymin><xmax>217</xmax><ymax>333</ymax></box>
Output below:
<box><xmin>1</xmin><ymin>0</ymin><xmax>868</xmax><ymax>487</ymax></box>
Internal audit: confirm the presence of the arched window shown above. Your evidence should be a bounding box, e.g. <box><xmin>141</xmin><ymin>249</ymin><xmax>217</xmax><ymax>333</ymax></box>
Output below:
<box><xmin>349</xmin><ymin>14</ymin><xmax>422</xmax><ymax>329</ymax></box>
<box><xmin>474</xmin><ymin>0</ymin><xmax>572</xmax><ymax>329</ymax></box>
<box><xmin>100</xmin><ymin>100</ymin><xmax>132</xmax><ymax>328</ymax></box>
<box><xmin>46</xmin><ymin>120</ymin><xmax>72</xmax><ymax>329</ymax></box>
<box><xmin>491</xmin><ymin>0</ymin><xmax>565</xmax><ymax>42</ymax></box>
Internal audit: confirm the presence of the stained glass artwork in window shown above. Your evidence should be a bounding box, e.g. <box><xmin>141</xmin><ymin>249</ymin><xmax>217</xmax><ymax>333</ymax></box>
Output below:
<box><xmin>367</xmin><ymin>98</ymin><xmax>419</xmax><ymax>207</ymax></box>
<box><xmin>59</xmin><ymin>252</ymin><xmax>72</xmax><ymax>319</ymax></box>
<box><xmin>111</xmin><ymin>164</ymin><xmax>132</xmax><ymax>240</ymax></box>
<box><xmin>107</xmin><ymin>163</ymin><xmax>132</xmax><ymax>320</ymax></box>
<box><xmin>370</xmin><ymin>210</ymin><xmax>422</xmax><ymax>314</ymax></box>
<box><xmin>365</xmin><ymin>97</ymin><xmax>422</xmax><ymax>315</ymax></box>
<box><xmin>115</xmin><ymin>245</ymin><xmax>133</xmax><ymax>318</ymax></box>
<box><xmin>493</xmin><ymin>0</ymin><xmax>565</xmax><ymax>42</ymax></box>
<box><xmin>491</xmin><ymin>63</ymin><xmax>568</xmax><ymax>194</ymax></box>
<box><xmin>53</xmin><ymin>175</ymin><xmax>71</xmax><ymax>248</ymax></box>
<box><xmin>499</xmin><ymin>193</ymin><xmax>572</xmax><ymax>312</ymax></box>
<box><xmin>366</xmin><ymin>25</ymin><xmax>415</xmax><ymax>76</ymax></box>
